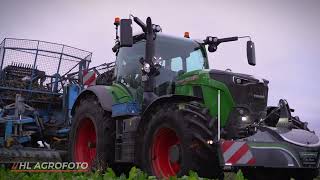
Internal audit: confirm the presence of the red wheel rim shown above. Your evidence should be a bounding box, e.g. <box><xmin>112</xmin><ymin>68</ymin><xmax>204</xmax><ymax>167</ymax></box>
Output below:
<box><xmin>74</xmin><ymin>118</ymin><xmax>96</xmax><ymax>168</ymax></box>
<box><xmin>151</xmin><ymin>127</ymin><xmax>180</xmax><ymax>177</ymax></box>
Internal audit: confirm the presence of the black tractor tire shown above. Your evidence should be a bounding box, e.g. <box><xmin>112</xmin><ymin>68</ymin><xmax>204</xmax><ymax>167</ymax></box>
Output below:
<box><xmin>68</xmin><ymin>96</ymin><xmax>115</xmax><ymax>171</ymax></box>
<box><xmin>136</xmin><ymin>101</ymin><xmax>223</xmax><ymax>179</ymax></box>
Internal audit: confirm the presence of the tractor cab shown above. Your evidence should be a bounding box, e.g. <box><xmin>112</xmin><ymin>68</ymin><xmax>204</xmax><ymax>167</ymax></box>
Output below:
<box><xmin>115</xmin><ymin>34</ymin><xmax>208</xmax><ymax>102</ymax></box>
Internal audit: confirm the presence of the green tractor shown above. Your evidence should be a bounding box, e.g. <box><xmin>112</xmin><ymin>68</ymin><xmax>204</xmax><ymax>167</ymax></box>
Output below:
<box><xmin>68</xmin><ymin>16</ymin><xmax>320</xmax><ymax>179</ymax></box>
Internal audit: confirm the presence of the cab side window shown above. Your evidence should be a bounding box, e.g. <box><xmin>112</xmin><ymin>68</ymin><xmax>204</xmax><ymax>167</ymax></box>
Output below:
<box><xmin>116</xmin><ymin>42</ymin><xmax>144</xmax><ymax>89</ymax></box>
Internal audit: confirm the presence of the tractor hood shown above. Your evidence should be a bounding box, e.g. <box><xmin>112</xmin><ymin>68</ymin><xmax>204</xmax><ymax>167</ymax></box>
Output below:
<box><xmin>209</xmin><ymin>69</ymin><xmax>268</xmax><ymax>85</ymax></box>
<box><xmin>209</xmin><ymin>69</ymin><xmax>269</xmax><ymax>122</ymax></box>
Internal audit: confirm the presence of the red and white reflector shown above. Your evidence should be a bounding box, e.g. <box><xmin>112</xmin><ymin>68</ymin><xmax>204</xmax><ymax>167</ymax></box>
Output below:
<box><xmin>83</xmin><ymin>70</ymin><xmax>96</xmax><ymax>86</ymax></box>
<box><xmin>221</xmin><ymin>141</ymin><xmax>255</xmax><ymax>165</ymax></box>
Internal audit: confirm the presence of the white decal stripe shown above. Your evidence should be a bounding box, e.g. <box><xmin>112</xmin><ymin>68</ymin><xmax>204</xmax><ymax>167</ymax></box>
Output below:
<box><xmin>223</xmin><ymin>142</ymin><xmax>245</xmax><ymax>162</ymax></box>
<box><xmin>89</xmin><ymin>79</ymin><xmax>96</xmax><ymax>86</ymax></box>
<box><xmin>236</xmin><ymin>149</ymin><xmax>252</xmax><ymax>164</ymax></box>
<box><xmin>83</xmin><ymin>72</ymin><xmax>94</xmax><ymax>81</ymax></box>
<box><xmin>83</xmin><ymin>71</ymin><xmax>95</xmax><ymax>82</ymax></box>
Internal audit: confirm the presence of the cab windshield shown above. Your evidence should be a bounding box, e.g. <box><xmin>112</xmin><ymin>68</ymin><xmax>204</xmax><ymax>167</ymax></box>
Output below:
<box><xmin>116</xmin><ymin>34</ymin><xmax>208</xmax><ymax>96</ymax></box>
<box><xmin>154</xmin><ymin>34</ymin><xmax>208</xmax><ymax>86</ymax></box>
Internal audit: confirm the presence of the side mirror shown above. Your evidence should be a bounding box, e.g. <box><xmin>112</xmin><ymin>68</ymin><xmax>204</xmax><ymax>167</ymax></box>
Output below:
<box><xmin>247</xmin><ymin>41</ymin><xmax>256</xmax><ymax>66</ymax></box>
<box><xmin>120</xmin><ymin>19</ymin><xmax>133</xmax><ymax>47</ymax></box>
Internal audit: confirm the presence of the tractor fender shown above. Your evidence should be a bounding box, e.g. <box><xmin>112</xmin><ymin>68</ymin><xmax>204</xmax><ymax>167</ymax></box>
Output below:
<box><xmin>71</xmin><ymin>85</ymin><xmax>113</xmax><ymax>115</ymax></box>
<box><xmin>141</xmin><ymin>94</ymin><xmax>202</xmax><ymax>120</ymax></box>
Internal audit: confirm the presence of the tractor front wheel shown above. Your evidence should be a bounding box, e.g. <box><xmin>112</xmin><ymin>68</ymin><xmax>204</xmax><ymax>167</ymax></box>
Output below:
<box><xmin>136</xmin><ymin>102</ymin><xmax>223</xmax><ymax>179</ymax></box>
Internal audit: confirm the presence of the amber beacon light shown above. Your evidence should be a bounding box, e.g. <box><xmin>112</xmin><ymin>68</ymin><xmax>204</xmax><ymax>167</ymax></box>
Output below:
<box><xmin>114</xmin><ymin>17</ymin><xmax>120</xmax><ymax>26</ymax></box>
<box><xmin>184</xmin><ymin>32</ymin><xmax>190</xmax><ymax>38</ymax></box>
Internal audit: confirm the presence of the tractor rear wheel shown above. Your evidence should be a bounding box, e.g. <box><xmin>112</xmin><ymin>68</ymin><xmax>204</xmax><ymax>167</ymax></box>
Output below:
<box><xmin>68</xmin><ymin>96</ymin><xmax>115</xmax><ymax>171</ymax></box>
<box><xmin>136</xmin><ymin>101</ymin><xmax>223</xmax><ymax>179</ymax></box>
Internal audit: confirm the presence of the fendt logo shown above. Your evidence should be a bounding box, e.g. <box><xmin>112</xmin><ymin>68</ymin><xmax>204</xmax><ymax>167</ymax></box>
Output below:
<box><xmin>11</xmin><ymin>162</ymin><xmax>89</xmax><ymax>172</ymax></box>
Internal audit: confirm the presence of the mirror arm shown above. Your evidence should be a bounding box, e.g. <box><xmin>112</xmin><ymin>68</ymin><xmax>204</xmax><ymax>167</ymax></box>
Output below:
<box><xmin>218</xmin><ymin>36</ymin><xmax>239</xmax><ymax>43</ymax></box>
<box><xmin>203</xmin><ymin>35</ymin><xmax>252</xmax><ymax>47</ymax></box>
<box><xmin>203</xmin><ymin>36</ymin><xmax>239</xmax><ymax>47</ymax></box>
<box><xmin>203</xmin><ymin>35</ymin><xmax>256</xmax><ymax>66</ymax></box>
<box><xmin>130</xmin><ymin>14</ymin><xmax>147</xmax><ymax>32</ymax></box>
<box><xmin>238</xmin><ymin>36</ymin><xmax>252</xmax><ymax>41</ymax></box>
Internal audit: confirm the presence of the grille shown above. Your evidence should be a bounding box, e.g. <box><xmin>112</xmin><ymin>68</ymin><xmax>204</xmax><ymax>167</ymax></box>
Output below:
<box><xmin>248</xmin><ymin>84</ymin><xmax>268</xmax><ymax>112</ymax></box>
<box><xmin>250</xmin><ymin>85</ymin><xmax>266</xmax><ymax>96</ymax></box>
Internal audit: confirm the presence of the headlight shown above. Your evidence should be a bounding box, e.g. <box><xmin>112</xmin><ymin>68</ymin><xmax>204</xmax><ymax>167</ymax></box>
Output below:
<box><xmin>233</xmin><ymin>76</ymin><xmax>251</xmax><ymax>85</ymax></box>
<box><xmin>236</xmin><ymin>108</ymin><xmax>251</xmax><ymax>123</ymax></box>
<box><xmin>206</xmin><ymin>140</ymin><xmax>214</xmax><ymax>144</ymax></box>
<box><xmin>241</xmin><ymin>116</ymin><xmax>249</xmax><ymax>121</ymax></box>
<box><xmin>143</xmin><ymin>63</ymin><xmax>151</xmax><ymax>73</ymax></box>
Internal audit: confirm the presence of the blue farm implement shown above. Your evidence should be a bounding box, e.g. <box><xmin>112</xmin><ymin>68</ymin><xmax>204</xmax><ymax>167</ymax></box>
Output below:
<box><xmin>0</xmin><ymin>38</ymin><xmax>114</xmax><ymax>162</ymax></box>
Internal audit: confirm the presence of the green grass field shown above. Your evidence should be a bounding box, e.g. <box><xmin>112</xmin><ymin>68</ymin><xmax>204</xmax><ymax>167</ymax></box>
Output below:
<box><xmin>0</xmin><ymin>167</ymin><xmax>319</xmax><ymax>180</ymax></box>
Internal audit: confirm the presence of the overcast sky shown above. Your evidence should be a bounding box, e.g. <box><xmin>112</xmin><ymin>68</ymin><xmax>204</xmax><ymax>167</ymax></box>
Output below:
<box><xmin>0</xmin><ymin>0</ymin><xmax>319</xmax><ymax>135</ymax></box>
